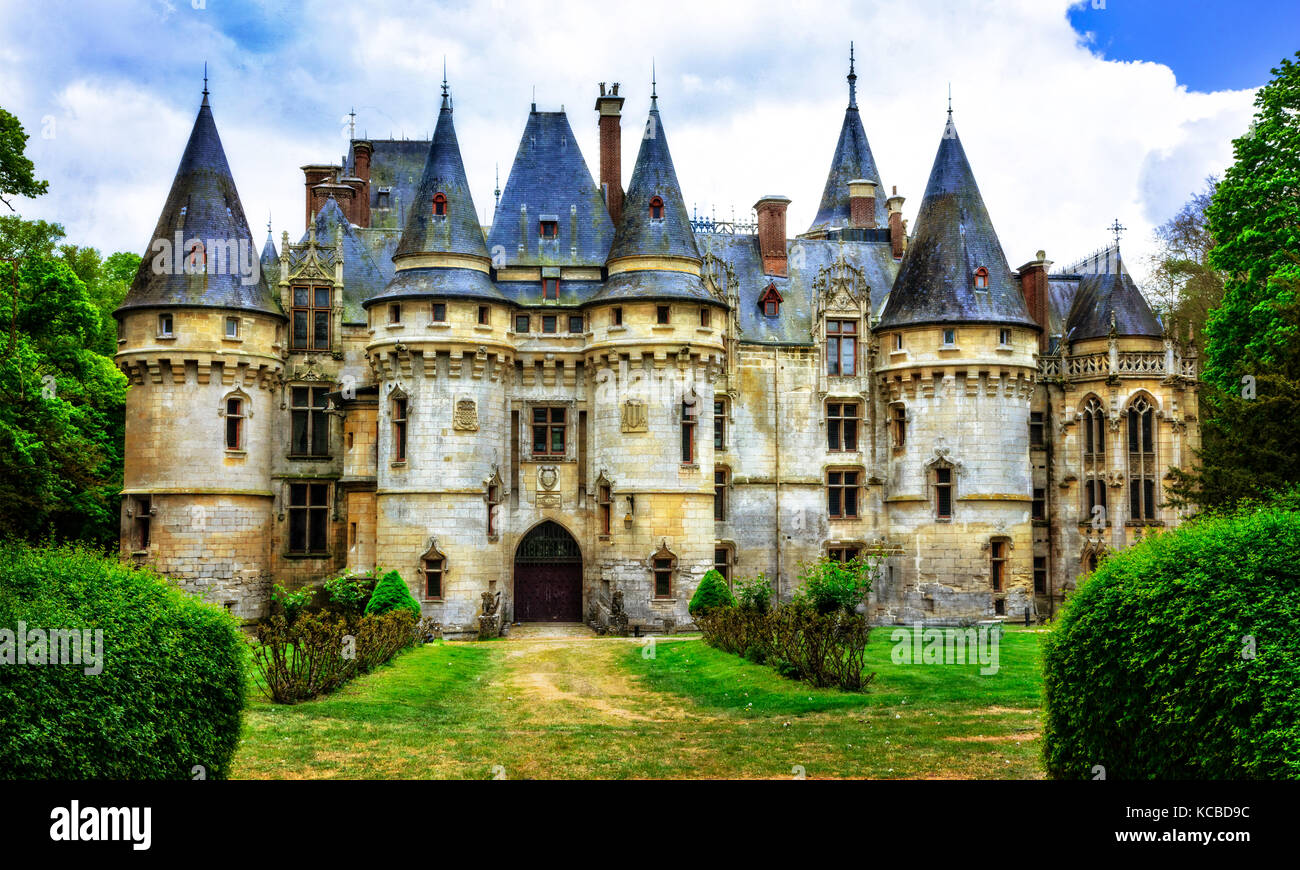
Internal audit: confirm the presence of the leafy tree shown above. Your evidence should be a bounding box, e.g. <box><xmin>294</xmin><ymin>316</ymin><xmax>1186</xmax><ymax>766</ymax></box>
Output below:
<box><xmin>0</xmin><ymin>107</ymin><xmax>47</xmax><ymax>210</ymax></box>
<box><xmin>1145</xmin><ymin>176</ymin><xmax>1224</xmax><ymax>342</ymax></box>
<box><xmin>794</xmin><ymin>555</ymin><xmax>878</xmax><ymax>615</ymax></box>
<box><xmin>365</xmin><ymin>570</ymin><xmax>421</xmax><ymax>618</ymax></box>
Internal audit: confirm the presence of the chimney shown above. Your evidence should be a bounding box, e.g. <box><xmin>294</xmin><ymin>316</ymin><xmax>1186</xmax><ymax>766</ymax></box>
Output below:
<box><xmin>1017</xmin><ymin>250</ymin><xmax>1053</xmax><ymax>353</ymax></box>
<box><xmin>352</xmin><ymin>140</ymin><xmax>373</xmax><ymax>228</ymax></box>
<box><xmin>848</xmin><ymin>179</ymin><xmax>877</xmax><ymax>229</ymax></box>
<box><xmin>754</xmin><ymin>195</ymin><xmax>792</xmax><ymax>277</ymax></box>
<box><xmin>887</xmin><ymin>185</ymin><xmax>906</xmax><ymax>259</ymax></box>
<box><xmin>595</xmin><ymin>82</ymin><xmax>625</xmax><ymax>225</ymax></box>
<box><xmin>301</xmin><ymin>164</ymin><xmax>338</xmax><ymax>231</ymax></box>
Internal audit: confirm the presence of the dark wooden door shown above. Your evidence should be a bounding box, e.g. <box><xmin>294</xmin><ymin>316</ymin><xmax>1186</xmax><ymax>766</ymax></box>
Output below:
<box><xmin>514</xmin><ymin>563</ymin><xmax>583</xmax><ymax>622</ymax></box>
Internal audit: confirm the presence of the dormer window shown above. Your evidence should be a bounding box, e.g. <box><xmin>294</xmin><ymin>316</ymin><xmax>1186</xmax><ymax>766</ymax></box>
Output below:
<box><xmin>432</xmin><ymin>192</ymin><xmax>447</xmax><ymax>217</ymax></box>
<box><xmin>759</xmin><ymin>283</ymin><xmax>783</xmax><ymax>318</ymax></box>
<box><xmin>974</xmin><ymin>266</ymin><xmax>989</xmax><ymax>290</ymax></box>
<box><xmin>649</xmin><ymin>196</ymin><xmax>664</xmax><ymax>220</ymax></box>
<box><xmin>539</xmin><ymin>220</ymin><xmax>558</xmax><ymax>239</ymax></box>
<box><xmin>542</xmin><ymin>277</ymin><xmax>559</xmax><ymax>300</ymax></box>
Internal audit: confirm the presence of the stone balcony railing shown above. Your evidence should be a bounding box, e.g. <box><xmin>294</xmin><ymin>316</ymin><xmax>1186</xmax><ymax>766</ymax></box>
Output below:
<box><xmin>1039</xmin><ymin>351</ymin><xmax>1197</xmax><ymax>382</ymax></box>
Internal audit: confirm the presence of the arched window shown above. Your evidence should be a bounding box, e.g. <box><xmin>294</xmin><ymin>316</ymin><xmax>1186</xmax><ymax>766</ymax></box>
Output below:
<box><xmin>432</xmin><ymin>192</ymin><xmax>447</xmax><ymax>217</ymax></box>
<box><xmin>421</xmin><ymin>539</ymin><xmax>446</xmax><ymax>600</ymax></box>
<box><xmin>1081</xmin><ymin>396</ymin><xmax>1107</xmax><ymax>522</ymax></box>
<box><xmin>932</xmin><ymin>463</ymin><xmax>954</xmax><ymax>520</ymax></box>
<box><xmin>649</xmin><ymin>196</ymin><xmax>664</xmax><ymax>220</ymax></box>
<box><xmin>651</xmin><ymin>545</ymin><xmax>676</xmax><ymax>599</ymax></box>
<box><xmin>1127</xmin><ymin>395</ymin><xmax>1158</xmax><ymax>521</ymax></box>
<box><xmin>974</xmin><ymin>266</ymin><xmax>989</xmax><ymax>289</ymax></box>
<box><xmin>391</xmin><ymin>393</ymin><xmax>409</xmax><ymax>463</ymax></box>
<box><xmin>224</xmin><ymin>395</ymin><xmax>245</xmax><ymax>450</ymax></box>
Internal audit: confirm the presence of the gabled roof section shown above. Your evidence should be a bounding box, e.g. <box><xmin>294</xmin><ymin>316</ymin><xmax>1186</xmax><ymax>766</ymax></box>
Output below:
<box><xmin>118</xmin><ymin>89</ymin><xmax>282</xmax><ymax>317</ymax></box>
<box><xmin>486</xmin><ymin>110</ymin><xmax>614</xmax><ymax>267</ymax></box>
<box><xmin>806</xmin><ymin>48</ymin><xmax>889</xmax><ymax>234</ymax></box>
<box><xmin>607</xmin><ymin>97</ymin><xmax>700</xmax><ymax>264</ymax></box>
<box><xmin>1063</xmin><ymin>254</ymin><xmax>1163</xmax><ymax>341</ymax></box>
<box><xmin>393</xmin><ymin>92</ymin><xmax>489</xmax><ymax>263</ymax></box>
<box><xmin>878</xmin><ymin>113</ymin><xmax>1036</xmax><ymax>330</ymax></box>
<box><xmin>302</xmin><ymin>198</ymin><xmax>393</xmax><ymax>323</ymax></box>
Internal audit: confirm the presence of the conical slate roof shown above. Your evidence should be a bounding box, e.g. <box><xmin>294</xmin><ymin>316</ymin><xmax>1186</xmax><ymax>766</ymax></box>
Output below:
<box><xmin>117</xmin><ymin>90</ymin><xmax>282</xmax><ymax>317</ymax></box>
<box><xmin>259</xmin><ymin>228</ymin><xmax>279</xmax><ymax>280</ymax></box>
<box><xmin>1065</xmin><ymin>255</ymin><xmax>1163</xmax><ymax>341</ymax></box>
<box><xmin>392</xmin><ymin>93</ymin><xmax>490</xmax><ymax>262</ymax></box>
<box><xmin>487</xmin><ymin>110</ymin><xmax>614</xmax><ymax>267</ymax></box>
<box><xmin>607</xmin><ymin>97</ymin><xmax>699</xmax><ymax>263</ymax></box>
<box><xmin>878</xmin><ymin>114</ymin><xmax>1036</xmax><ymax>330</ymax></box>
<box><xmin>807</xmin><ymin>53</ymin><xmax>889</xmax><ymax>233</ymax></box>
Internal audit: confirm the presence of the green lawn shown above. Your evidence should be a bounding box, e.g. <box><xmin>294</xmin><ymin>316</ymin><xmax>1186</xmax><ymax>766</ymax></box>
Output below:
<box><xmin>232</xmin><ymin>627</ymin><xmax>1046</xmax><ymax>779</ymax></box>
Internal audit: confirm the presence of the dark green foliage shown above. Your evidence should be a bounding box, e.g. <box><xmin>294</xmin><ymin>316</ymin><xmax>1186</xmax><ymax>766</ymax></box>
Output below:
<box><xmin>0</xmin><ymin>543</ymin><xmax>248</xmax><ymax>779</ymax></box>
<box><xmin>365</xmin><ymin>570</ymin><xmax>422</xmax><ymax>618</ymax></box>
<box><xmin>0</xmin><ymin>107</ymin><xmax>47</xmax><ymax>209</ymax></box>
<box><xmin>794</xmin><ymin>555</ymin><xmax>875</xmax><ymax>615</ymax></box>
<box><xmin>1043</xmin><ymin>497</ymin><xmax>1300</xmax><ymax>779</ymax></box>
<box><xmin>270</xmin><ymin>583</ymin><xmax>313</xmax><ymax>623</ymax></box>
<box><xmin>322</xmin><ymin>571</ymin><xmax>375</xmax><ymax>617</ymax></box>
<box><xmin>734</xmin><ymin>573</ymin><xmax>773</xmax><ymax>614</ymax></box>
<box><xmin>688</xmin><ymin>569</ymin><xmax>735</xmax><ymax>616</ymax></box>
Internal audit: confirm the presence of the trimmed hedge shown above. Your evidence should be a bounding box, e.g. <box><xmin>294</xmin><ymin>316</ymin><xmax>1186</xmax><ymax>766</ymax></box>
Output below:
<box><xmin>1043</xmin><ymin>501</ymin><xmax>1300</xmax><ymax>779</ymax></box>
<box><xmin>0</xmin><ymin>543</ymin><xmax>248</xmax><ymax>779</ymax></box>
<box><xmin>688</xmin><ymin>569</ymin><xmax>735</xmax><ymax>617</ymax></box>
<box><xmin>364</xmin><ymin>570</ymin><xmax>421</xmax><ymax>618</ymax></box>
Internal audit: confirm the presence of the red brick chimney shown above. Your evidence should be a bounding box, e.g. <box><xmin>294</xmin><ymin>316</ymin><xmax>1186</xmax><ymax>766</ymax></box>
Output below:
<box><xmin>595</xmin><ymin>83</ymin><xmax>625</xmax><ymax>225</ymax></box>
<box><xmin>352</xmin><ymin>140</ymin><xmax>373</xmax><ymax>228</ymax></box>
<box><xmin>302</xmin><ymin>164</ymin><xmax>337</xmax><ymax>230</ymax></box>
<box><xmin>1017</xmin><ymin>250</ymin><xmax>1053</xmax><ymax>352</ymax></box>
<box><xmin>754</xmin><ymin>195</ymin><xmax>791</xmax><ymax>277</ymax></box>
<box><xmin>848</xmin><ymin>179</ymin><xmax>877</xmax><ymax>229</ymax></box>
<box><xmin>886</xmin><ymin>186</ymin><xmax>906</xmax><ymax>259</ymax></box>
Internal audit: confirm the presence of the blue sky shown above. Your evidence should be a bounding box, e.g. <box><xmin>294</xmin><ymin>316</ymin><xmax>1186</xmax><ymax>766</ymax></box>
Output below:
<box><xmin>0</xmin><ymin>0</ymin><xmax>1280</xmax><ymax>288</ymax></box>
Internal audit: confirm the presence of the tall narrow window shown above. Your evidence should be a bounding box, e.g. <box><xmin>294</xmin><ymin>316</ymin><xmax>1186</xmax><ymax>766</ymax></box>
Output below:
<box><xmin>974</xmin><ymin>266</ymin><xmax>989</xmax><ymax>289</ymax></box>
<box><xmin>935</xmin><ymin>466</ymin><xmax>953</xmax><ymax>519</ymax></box>
<box><xmin>827</xmin><ymin>402</ymin><xmax>860</xmax><ymax>452</ymax></box>
<box><xmin>1033</xmin><ymin>556</ymin><xmax>1047</xmax><ymax>594</ymax></box>
<box><xmin>700</xmin><ymin>307</ymin><xmax>710</xmax><ymax>327</ymax></box>
<box><xmin>1029</xmin><ymin>411</ymin><xmax>1045</xmax><ymax>447</ymax></box>
<box><xmin>392</xmin><ymin>397</ymin><xmax>408</xmax><ymax>463</ymax></box>
<box><xmin>826</xmin><ymin>319</ymin><xmax>858</xmax><ymax>376</ymax></box>
<box><xmin>1082</xmin><ymin>396</ymin><xmax>1107</xmax><ymax>519</ymax></box>
<box><xmin>942</xmin><ymin>328</ymin><xmax>956</xmax><ymax>346</ymax></box>
<box><xmin>999</xmin><ymin>327</ymin><xmax>1012</xmax><ymax>345</ymax></box>
<box><xmin>477</xmin><ymin>305</ymin><xmax>490</xmax><ymax>325</ymax></box>
<box><xmin>680</xmin><ymin>400</ymin><xmax>697</xmax><ymax>464</ymax></box>
<box><xmin>652</xmin><ymin>550</ymin><xmax>675</xmax><ymax>598</ymax></box>
<box><xmin>291</xmin><ymin>286</ymin><xmax>331</xmax><ymax>350</ymax></box>
<box><xmin>714</xmin><ymin>467</ymin><xmax>728</xmax><ymax>521</ymax></box>
<box><xmin>713</xmin><ymin>399</ymin><xmax>727</xmax><ymax>450</ymax></box>
<box><xmin>432</xmin><ymin>192</ymin><xmax>447</xmax><ymax>217</ymax></box>
<box><xmin>486</xmin><ymin>481</ymin><xmax>501</xmax><ymax>537</ymax></box>
<box><xmin>532</xmin><ymin>407</ymin><xmax>566</xmax><ymax>457</ymax></box>
<box><xmin>432</xmin><ymin>302</ymin><xmax>447</xmax><ymax>322</ymax></box>
<box><xmin>649</xmin><ymin>196</ymin><xmax>664</xmax><ymax>220</ymax></box>
<box><xmin>424</xmin><ymin>556</ymin><xmax>444</xmax><ymax>599</ymax></box>
<box><xmin>542</xmin><ymin>277</ymin><xmax>560</xmax><ymax>299</ymax></box>
<box><xmin>611</xmin><ymin>307</ymin><xmax>623</xmax><ymax>326</ymax></box>
<box><xmin>990</xmin><ymin>540</ymin><xmax>1006</xmax><ymax>591</ymax></box>
<box><xmin>1032</xmin><ymin>487</ymin><xmax>1046</xmax><ymax>520</ymax></box>
<box><xmin>827</xmin><ymin>469</ymin><xmax>860</xmax><ymax>519</ymax></box>
<box><xmin>568</xmin><ymin>315</ymin><xmax>584</xmax><ymax>334</ymax></box>
<box><xmin>291</xmin><ymin>387</ymin><xmax>330</xmax><ymax>457</ymax></box>
<box><xmin>714</xmin><ymin>547</ymin><xmax>733</xmax><ymax>586</ymax></box>
<box><xmin>225</xmin><ymin>397</ymin><xmax>244</xmax><ymax>450</ymax></box>
<box><xmin>542</xmin><ymin>314</ymin><xmax>557</xmax><ymax>334</ymax></box>
<box><xmin>225</xmin><ymin>316</ymin><xmax>240</xmax><ymax>339</ymax></box>
<box><xmin>891</xmin><ymin>404</ymin><xmax>907</xmax><ymax>448</ymax></box>
<box><xmin>388</xmin><ymin>303</ymin><xmax>402</xmax><ymax>324</ymax></box>
<box><xmin>158</xmin><ymin>312</ymin><xmax>174</xmax><ymax>337</ymax></box>
<box><xmin>1127</xmin><ymin>396</ymin><xmax>1157</xmax><ymax>521</ymax></box>
<box><xmin>760</xmin><ymin>284</ymin><xmax>782</xmax><ymax>317</ymax></box>
<box><xmin>598</xmin><ymin>484</ymin><xmax>612</xmax><ymax>535</ymax></box>
<box><xmin>657</xmin><ymin>305</ymin><xmax>670</xmax><ymax>325</ymax></box>
<box><xmin>288</xmin><ymin>482</ymin><xmax>330</xmax><ymax>555</ymax></box>
<box><xmin>133</xmin><ymin>496</ymin><xmax>152</xmax><ymax>550</ymax></box>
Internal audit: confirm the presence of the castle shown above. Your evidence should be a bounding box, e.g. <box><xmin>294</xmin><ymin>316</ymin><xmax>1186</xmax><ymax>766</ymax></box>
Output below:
<box><xmin>113</xmin><ymin>56</ymin><xmax>1201</xmax><ymax>633</ymax></box>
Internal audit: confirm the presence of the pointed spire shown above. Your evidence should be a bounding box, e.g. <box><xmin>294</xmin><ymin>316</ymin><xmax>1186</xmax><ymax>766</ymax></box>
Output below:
<box><xmin>806</xmin><ymin>65</ymin><xmax>889</xmax><ymax>234</ymax></box>
<box><xmin>201</xmin><ymin>62</ymin><xmax>209</xmax><ymax>106</ymax></box>
<box><xmin>260</xmin><ymin>216</ymin><xmax>280</xmax><ymax>279</ymax></box>
<box><xmin>441</xmin><ymin>58</ymin><xmax>450</xmax><ymax>110</ymax></box>
<box><xmin>848</xmin><ymin>42</ymin><xmax>857</xmax><ymax>109</ymax></box>
<box><xmin>651</xmin><ymin>59</ymin><xmax>658</xmax><ymax>108</ymax></box>
<box><xmin>878</xmin><ymin>110</ymin><xmax>1036</xmax><ymax>330</ymax></box>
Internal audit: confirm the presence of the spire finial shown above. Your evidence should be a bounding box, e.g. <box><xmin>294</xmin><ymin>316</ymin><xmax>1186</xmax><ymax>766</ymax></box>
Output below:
<box><xmin>848</xmin><ymin>42</ymin><xmax>858</xmax><ymax>109</ymax></box>
<box><xmin>266</xmin><ymin>213</ymin><xmax>272</xmax><ymax>238</ymax></box>
<box><xmin>202</xmin><ymin>62</ymin><xmax>209</xmax><ymax>105</ymax></box>
<box><xmin>348</xmin><ymin>107</ymin><xmax>356</xmax><ymax>140</ymax></box>
<box><xmin>947</xmin><ymin>83</ymin><xmax>952</xmax><ymax>119</ymax></box>
<box><xmin>1108</xmin><ymin>217</ymin><xmax>1126</xmax><ymax>248</ymax></box>
<box><xmin>441</xmin><ymin>59</ymin><xmax>450</xmax><ymax>110</ymax></box>
<box><xmin>651</xmin><ymin>59</ymin><xmax>658</xmax><ymax>106</ymax></box>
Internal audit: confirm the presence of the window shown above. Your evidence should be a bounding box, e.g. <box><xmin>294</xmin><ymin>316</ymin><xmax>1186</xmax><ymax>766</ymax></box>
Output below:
<box><xmin>935</xmin><ymin>466</ymin><xmax>953</xmax><ymax>519</ymax></box>
<box><xmin>539</xmin><ymin>219</ymin><xmax>558</xmax><ymax>238</ymax></box>
<box><xmin>990</xmin><ymin>540</ymin><xmax>1006</xmax><ymax>591</ymax></box>
<box><xmin>681</xmin><ymin>400</ymin><xmax>697</xmax><ymax>464</ymax></box>
<box><xmin>826</xmin><ymin>320</ymin><xmax>857</xmax><ymax>375</ymax></box>
<box><xmin>700</xmin><ymin>308</ymin><xmax>710</xmax><ymax>327</ymax></box>
<box><xmin>827</xmin><ymin>469</ymin><xmax>860</xmax><ymax>519</ymax></box>
<box><xmin>432</xmin><ymin>192</ymin><xmax>447</xmax><ymax>217</ymax></box>
<box><xmin>225</xmin><ymin>397</ymin><xmax>244</xmax><ymax>450</ymax></box>
<box><xmin>424</xmin><ymin>556</ymin><xmax>444</xmax><ymax>599</ymax></box>
<box><xmin>477</xmin><ymin>306</ymin><xmax>490</xmax><ymax>325</ymax></box>
<box><xmin>291</xmin><ymin>387</ymin><xmax>330</xmax><ymax>457</ymax></box>
<box><xmin>612</xmin><ymin>307</ymin><xmax>623</xmax><ymax>326</ymax></box>
<box><xmin>657</xmin><ymin>305</ymin><xmax>670</xmax><ymax>325</ymax></box>
<box><xmin>598</xmin><ymin>484</ymin><xmax>613</xmax><ymax>535</ymax></box>
<box><xmin>133</xmin><ymin>496</ymin><xmax>151</xmax><ymax>550</ymax></box>
<box><xmin>225</xmin><ymin>316</ymin><xmax>240</xmax><ymax>339</ymax></box>
<box><xmin>541</xmin><ymin>314</ymin><xmax>557</xmax><ymax>334</ymax></box>
<box><xmin>388</xmin><ymin>303</ymin><xmax>402</xmax><ymax>324</ymax></box>
<box><xmin>759</xmin><ymin>284</ymin><xmax>783</xmax><ymax>318</ymax></box>
<box><xmin>894</xmin><ymin>333</ymin><xmax>903</xmax><ymax>351</ymax></box>
<box><xmin>287</xmin><ymin>482</ymin><xmax>330</xmax><ymax>555</ymax></box>
<box><xmin>891</xmin><ymin>404</ymin><xmax>907</xmax><ymax>448</ymax></box>
<box><xmin>568</xmin><ymin>315</ymin><xmax>584</xmax><ymax>334</ymax></box>
<box><xmin>1033</xmin><ymin>556</ymin><xmax>1047</xmax><ymax>594</ymax></box>
<box><xmin>1082</xmin><ymin>396</ymin><xmax>1107</xmax><ymax>519</ymax></box>
<box><xmin>392</xmin><ymin>396</ymin><xmax>408</xmax><ymax>463</ymax></box>
<box><xmin>432</xmin><ymin>302</ymin><xmax>446</xmax><ymax>322</ymax></box>
<box><xmin>649</xmin><ymin>196</ymin><xmax>664</xmax><ymax>220</ymax></box>
<box><xmin>827</xmin><ymin>401</ymin><xmax>860</xmax><ymax>452</ymax></box>
<box><xmin>291</xmin><ymin>285</ymin><xmax>331</xmax><ymax>350</ymax></box>
<box><xmin>999</xmin><ymin>327</ymin><xmax>1012</xmax><ymax>345</ymax></box>
<box><xmin>1127</xmin><ymin>396</ymin><xmax>1158</xmax><ymax>521</ymax></box>
<box><xmin>532</xmin><ymin>407</ymin><xmax>566</xmax><ymax>457</ymax></box>
<box><xmin>653</xmin><ymin>551</ymin><xmax>675</xmax><ymax>598</ymax></box>
<box><xmin>974</xmin><ymin>266</ymin><xmax>989</xmax><ymax>289</ymax></box>
<box><xmin>515</xmin><ymin>314</ymin><xmax>530</xmax><ymax>333</ymax></box>
<box><xmin>714</xmin><ymin>467</ymin><xmax>728</xmax><ymax>521</ymax></box>
<box><xmin>486</xmin><ymin>481</ymin><xmax>501</xmax><ymax>537</ymax></box>
<box><xmin>542</xmin><ymin>277</ymin><xmax>559</xmax><ymax>299</ymax></box>
<box><xmin>158</xmin><ymin>313</ymin><xmax>173</xmax><ymax>337</ymax></box>
<box><xmin>714</xmin><ymin>547</ymin><xmax>733</xmax><ymax>585</ymax></box>
<box><xmin>1032</xmin><ymin>487</ymin><xmax>1046</xmax><ymax>520</ymax></box>
<box><xmin>714</xmin><ymin>399</ymin><xmax>726</xmax><ymax>450</ymax></box>
<box><xmin>828</xmin><ymin>546</ymin><xmax>861</xmax><ymax>563</ymax></box>
<box><xmin>942</xmin><ymin>328</ymin><xmax>956</xmax><ymax>346</ymax></box>
<box><xmin>1030</xmin><ymin>411</ymin><xmax>1045</xmax><ymax>447</ymax></box>
<box><xmin>377</xmin><ymin>189</ymin><xmax>391</xmax><ymax>209</ymax></box>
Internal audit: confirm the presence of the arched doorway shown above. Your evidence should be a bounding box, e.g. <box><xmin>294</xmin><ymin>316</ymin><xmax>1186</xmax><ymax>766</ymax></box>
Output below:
<box><xmin>514</xmin><ymin>521</ymin><xmax>583</xmax><ymax>622</ymax></box>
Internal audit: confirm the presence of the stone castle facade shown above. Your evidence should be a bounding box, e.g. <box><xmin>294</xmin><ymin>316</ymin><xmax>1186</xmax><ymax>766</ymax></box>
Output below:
<box><xmin>114</xmin><ymin>60</ymin><xmax>1201</xmax><ymax>633</ymax></box>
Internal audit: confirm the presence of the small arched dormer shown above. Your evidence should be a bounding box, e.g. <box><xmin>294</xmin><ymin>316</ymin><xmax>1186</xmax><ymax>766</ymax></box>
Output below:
<box><xmin>759</xmin><ymin>282</ymin><xmax>783</xmax><ymax>318</ymax></box>
<box><xmin>432</xmin><ymin>192</ymin><xmax>448</xmax><ymax>217</ymax></box>
<box><xmin>649</xmin><ymin>196</ymin><xmax>664</xmax><ymax>221</ymax></box>
<box><xmin>973</xmin><ymin>266</ymin><xmax>989</xmax><ymax>290</ymax></box>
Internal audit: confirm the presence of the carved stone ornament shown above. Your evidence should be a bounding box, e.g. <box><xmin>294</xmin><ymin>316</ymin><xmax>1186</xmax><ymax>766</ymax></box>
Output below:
<box><xmin>453</xmin><ymin>398</ymin><xmax>478</xmax><ymax>431</ymax></box>
<box><xmin>621</xmin><ymin>399</ymin><xmax>648</xmax><ymax>433</ymax></box>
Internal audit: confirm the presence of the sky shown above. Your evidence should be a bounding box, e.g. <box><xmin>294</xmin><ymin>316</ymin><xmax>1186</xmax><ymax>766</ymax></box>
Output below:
<box><xmin>1</xmin><ymin>0</ymin><xmax>1294</xmax><ymax>290</ymax></box>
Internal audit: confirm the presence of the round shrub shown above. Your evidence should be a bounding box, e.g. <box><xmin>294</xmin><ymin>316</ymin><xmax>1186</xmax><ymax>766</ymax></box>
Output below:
<box><xmin>1043</xmin><ymin>501</ymin><xmax>1300</xmax><ymax>779</ymax></box>
<box><xmin>0</xmin><ymin>543</ymin><xmax>248</xmax><ymax>779</ymax></box>
<box><xmin>364</xmin><ymin>570</ymin><xmax>422</xmax><ymax>618</ymax></box>
<box><xmin>688</xmin><ymin>569</ymin><xmax>735</xmax><ymax>617</ymax></box>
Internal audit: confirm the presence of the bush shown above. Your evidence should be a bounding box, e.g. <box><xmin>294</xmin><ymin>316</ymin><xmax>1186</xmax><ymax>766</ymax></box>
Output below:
<box><xmin>688</xmin><ymin>569</ymin><xmax>735</xmax><ymax>617</ymax></box>
<box><xmin>270</xmin><ymin>582</ymin><xmax>314</xmax><ymax>623</ymax></box>
<box><xmin>364</xmin><ymin>570</ymin><xmax>422</xmax><ymax>618</ymax></box>
<box><xmin>795</xmin><ymin>556</ymin><xmax>875</xmax><ymax>615</ymax></box>
<box><xmin>735</xmin><ymin>573</ymin><xmax>773</xmax><ymax>614</ymax></box>
<box><xmin>0</xmin><ymin>543</ymin><xmax>248</xmax><ymax>779</ymax></box>
<box><xmin>1043</xmin><ymin>499</ymin><xmax>1300</xmax><ymax>779</ymax></box>
<box><xmin>322</xmin><ymin>571</ymin><xmax>375</xmax><ymax>617</ymax></box>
